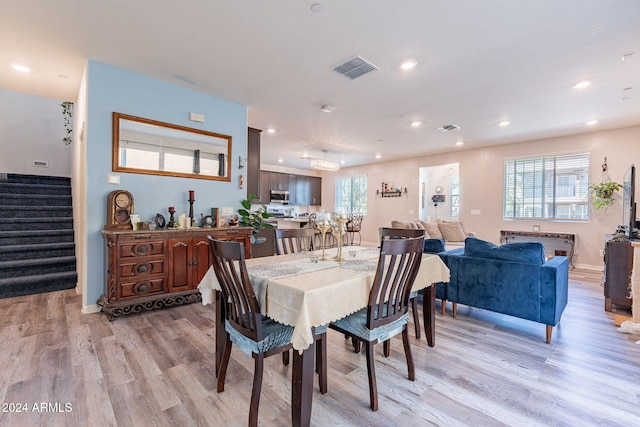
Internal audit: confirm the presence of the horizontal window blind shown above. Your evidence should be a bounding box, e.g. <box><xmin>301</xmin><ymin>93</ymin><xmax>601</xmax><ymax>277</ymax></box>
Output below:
<box><xmin>504</xmin><ymin>153</ymin><xmax>589</xmax><ymax>220</ymax></box>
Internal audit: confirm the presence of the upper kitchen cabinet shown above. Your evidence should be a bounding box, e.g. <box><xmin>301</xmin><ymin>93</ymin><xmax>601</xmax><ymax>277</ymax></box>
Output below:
<box><xmin>246</xmin><ymin>128</ymin><xmax>262</xmax><ymax>200</ymax></box>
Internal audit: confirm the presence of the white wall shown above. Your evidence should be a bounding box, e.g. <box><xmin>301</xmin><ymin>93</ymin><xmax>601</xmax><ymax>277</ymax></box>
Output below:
<box><xmin>0</xmin><ymin>88</ymin><xmax>72</xmax><ymax>176</ymax></box>
<box><xmin>320</xmin><ymin>125</ymin><xmax>640</xmax><ymax>270</ymax></box>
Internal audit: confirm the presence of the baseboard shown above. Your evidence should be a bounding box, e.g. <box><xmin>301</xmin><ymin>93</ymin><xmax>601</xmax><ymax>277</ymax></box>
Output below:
<box><xmin>82</xmin><ymin>303</ymin><xmax>101</xmax><ymax>314</ymax></box>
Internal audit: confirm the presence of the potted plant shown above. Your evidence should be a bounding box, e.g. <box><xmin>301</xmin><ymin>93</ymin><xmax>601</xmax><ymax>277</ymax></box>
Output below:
<box><xmin>238</xmin><ymin>194</ymin><xmax>274</xmax><ymax>243</ymax></box>
<box><xmin>589</xmin><ymin>181</ymin><xmax>623</xmax><ymax>211</ymax></box>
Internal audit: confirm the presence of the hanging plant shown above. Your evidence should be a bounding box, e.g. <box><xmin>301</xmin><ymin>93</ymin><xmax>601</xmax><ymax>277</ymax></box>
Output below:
<box><xmin>589</xmin><ymin>181</ymin><xmax>622</xmax><ymax>210</ymax></box>
<box><xmin>61</xmin><ymin>101</ymin><xmax>73</xmax><ymax>145</ymax></box>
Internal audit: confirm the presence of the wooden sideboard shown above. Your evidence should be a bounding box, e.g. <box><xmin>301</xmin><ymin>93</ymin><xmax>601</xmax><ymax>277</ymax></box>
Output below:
<box><xmin>500</xmin><ymin>229</ymin><xmax>576</xmax><ymax>269</ymax></box>
<box><xmin>99</xmin><ymin>227</ymin><xmax>252</xmax><ymax>319</ymax></box>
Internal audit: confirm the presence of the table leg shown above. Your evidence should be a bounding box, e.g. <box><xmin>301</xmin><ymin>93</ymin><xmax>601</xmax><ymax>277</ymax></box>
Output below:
<box><xmin>292</xmin><ymin>342</ymin><xmax>315</xmax><ymax>427</ymax></box>
<box><xmin>422</xmin><ymin>285</ymin><xmax>436</xmax><ymax>347</ymax></box>
<box><xmin>215</xmin><ymin>290</ymin><xmax>226</xmax><ymax>375</ymax></box>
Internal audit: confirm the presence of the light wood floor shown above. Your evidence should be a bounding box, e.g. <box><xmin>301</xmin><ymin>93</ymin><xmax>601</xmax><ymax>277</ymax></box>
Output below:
<box><xmin>1</xmin><ymin>270</ymin><xmax>640</xmax><ymax>426</ymax></box>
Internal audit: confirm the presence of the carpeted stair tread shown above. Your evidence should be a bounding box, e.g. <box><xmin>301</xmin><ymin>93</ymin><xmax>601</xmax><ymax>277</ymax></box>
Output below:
<box><xmin>4</xmin><ymin>174</ymin><xmax>71</xmax><ymax>186</ymax></box>
<box><xmin>0</xmin><ymin>271</ymin><xmax>77</xmax><ymax>298</ymax></box>
<box><xmin>0</xmin><ymin>255</ymin><xmax>76</xmax><ymax>269</ymax></box>
<box><xmin>0</xmin><ymin>241</ymin><xmax>75</xmax><ymax>254</ymax></box>
<box><xmin>0</xmin><ymin>182</ymin><xmax>71</xmax><ymax>195</ymax></box>
<box><xmin>0</xmin><ymin>217</ymin><xmax>73</xmax><ymax>231</ymax></box>
<box><xmin>0</xmin><ymin>193</ymin><xmax>72</xmax><ymax>206</ymax></box>
<box><xmin>0</xmin><ymin>256</ymin><xmax>76</xmax><ymax>279</ymax></box>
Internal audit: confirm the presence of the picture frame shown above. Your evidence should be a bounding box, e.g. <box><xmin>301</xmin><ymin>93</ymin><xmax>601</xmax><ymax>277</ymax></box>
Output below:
<box><xmin>130</xmin><ymin>214</ymin><xmax>141</xmax><ymax>230</ymax></box>
<box><xmin>533</xmin><ymin>225</ymin><xmax>540</xmax><ymax>232</ymax></box>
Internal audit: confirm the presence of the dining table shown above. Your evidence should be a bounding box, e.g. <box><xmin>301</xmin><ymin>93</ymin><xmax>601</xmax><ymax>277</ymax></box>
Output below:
<box><xmin>198</xmin><ymin>245</ymin><xmax>450</xmax><ymax>427</ymax></box>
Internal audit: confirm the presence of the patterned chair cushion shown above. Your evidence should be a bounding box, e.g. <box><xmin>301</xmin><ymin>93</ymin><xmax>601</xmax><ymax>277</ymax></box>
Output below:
<box><xmin>331</xmin><ymin>308</ymin><xmax>409</xmax><ymax>343</ymax></box>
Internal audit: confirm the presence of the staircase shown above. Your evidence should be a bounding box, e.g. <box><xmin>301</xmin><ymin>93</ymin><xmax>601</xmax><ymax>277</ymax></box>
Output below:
<box><xmin>0</xmin><ymin>174</ymin><xmax>77</xmax><ymax>298</ymax></box>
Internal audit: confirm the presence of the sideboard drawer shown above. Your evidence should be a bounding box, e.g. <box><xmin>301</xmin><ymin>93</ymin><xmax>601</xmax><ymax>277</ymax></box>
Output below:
<box><xmin>118</xmin><ymin>259</ymin><xmax>165</xmax><ymax>277</ymax></box>
<box><xmin>119</xmin><ymin>277</ymin><xmax>166</xmax><ymax>299</ymax></box>
<box><xmin>118</xmin><ymin>241</ymin><xmax>165</xmax><ymax>258</ymax></box>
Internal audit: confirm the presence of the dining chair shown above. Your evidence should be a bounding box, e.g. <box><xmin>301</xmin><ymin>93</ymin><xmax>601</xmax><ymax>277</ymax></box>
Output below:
<box><xmin>345</xmin><ymin>213</ymin><xmax>364</xmax><ymax>246</ymax></box>
<box><xmin>329</xmin><ymin>236</ymin><xmax>424</xmax><ymax>411</ymax></box>
<box><xmin>275</xmin><ymin>228</ymin><xmax>315</xmax><ymax>255</ymax></box>
<box><xmin>208</xmin><ymin>238</ymin><xmax>328</xmax><ymax>427</ymax></box>
<box><xmin>380</xmin><ymin>227</ymin><xmax>425</xmax><ymax>341</ymax></box>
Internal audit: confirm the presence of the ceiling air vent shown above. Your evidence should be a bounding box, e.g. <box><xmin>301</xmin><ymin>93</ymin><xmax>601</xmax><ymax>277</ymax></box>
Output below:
<box><xmin>437</xmin><ymin>124</ymin><xmax>461</xmax><ymax>132</ymax></box>
<box><xmin>332</xmin><ymin>55</ymin><xmax>379</xmax><ymax>80</ymax></box>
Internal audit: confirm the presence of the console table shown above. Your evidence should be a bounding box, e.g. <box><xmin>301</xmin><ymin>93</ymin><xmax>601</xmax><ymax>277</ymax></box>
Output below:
<box><xmin>99</xmin><ymin>227</ymin><xmax>252</xmax><ymax>319</ymax></box>
<box><xmin>500</xmin><ymin>230</ymin><xmax>575</xmax><ymax>269</ymax></box>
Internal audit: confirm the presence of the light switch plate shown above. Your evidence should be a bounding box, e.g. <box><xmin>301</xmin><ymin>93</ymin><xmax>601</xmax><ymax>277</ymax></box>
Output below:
<box><xmin>107</xmin><ymin>174</ymin><xmax>120</xmax><ymax>185</ymax></box>
<box><xmin>470</xmin><ymin>209</ymin><xmax>481</xmax><ymax>215</ymax></box>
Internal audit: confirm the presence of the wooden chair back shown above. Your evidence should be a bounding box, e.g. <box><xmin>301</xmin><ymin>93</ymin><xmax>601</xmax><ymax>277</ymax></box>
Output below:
<box><xmin>275</xmin><ymin>228</ymin><xmax>315</xmax><ymax>254</ymax></box>
<box><xmin>208</xmin><ymin>238</ymin><xmax>263</xmax><ymax>341</ymax></box>
<box><xmin>347</xmin><ymin>213</ymin><xmax>363</xmax><ymax>231</ymax></box>
<box><xmin>367</xmin><ymin>236</ymin><xmax>424</xmax><ymax>330</ymax></box>
<box><xmin>380</xmin><ymin>227</ymin><xmax>424</xmax><ymax>240</ymax></box>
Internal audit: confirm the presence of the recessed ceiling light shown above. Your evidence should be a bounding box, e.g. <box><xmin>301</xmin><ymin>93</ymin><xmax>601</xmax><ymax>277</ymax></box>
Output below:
<box><xmin>278</xmin><ymin>158</ymin><xmax>284</xmax><ymax>163</ymax></box>
<box><xmin>455</xmin><ymin>141</ymin><xmax>464</xmax><ymax>146</ymax></box>
<box><xmin>375</xmin><ymin>154</ymin><xmax>381</xmax><ymax>159</ymax></box>
<box><xmin>321</xmin><ymin>105</ymin><xmax>335</xmax><ymax>113</ymax></box>
<box><xmin>586</xmin><ymin>120</ymin><xmax>598</xmax><ymax>126</ymax></box>
<box><xmin>573</xmin><ymin>80</ymin><xmax>592</xmax><ymax>89</ymax></box>
<box><xmin>11</xmin><ymin>64</ymin><xmax>31</xmax><ymax>73</ymax></box>
<box><xmin>622</xmin><ymin>52</ymin><xmax>634</xmax><ymax>62</ymax></box>
<box><xmin>267</xmin><ymin>128</ymin><xmax>276</xmax><ymax>133</ymax></box>
<box><xmin>399</xmin><ymin>60</ymin><xmax>417</xmax><ymax>70</ymax></box>
<box><xmin>410</xmin><ymin>120</ymin><xmax>422</xmax><ymax>127</ymax></box>
<box><xmin>499</xmin><ymin>120</ymin><xmax>511</xmax><ymax>127</ymax></box>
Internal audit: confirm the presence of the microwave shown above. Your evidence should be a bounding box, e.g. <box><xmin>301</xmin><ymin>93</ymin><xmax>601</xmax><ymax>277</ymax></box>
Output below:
<box><xmin>270</xmin><ymin>190</ymin><xmax>289</xmax><ymax>204</ymax></box>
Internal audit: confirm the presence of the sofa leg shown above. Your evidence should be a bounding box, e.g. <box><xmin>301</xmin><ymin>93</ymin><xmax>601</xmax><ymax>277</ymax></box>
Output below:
<box><xmin>441</xmin><ymin>299</ymin><xmax>446</xmax><ymax>315</ymax></box>
<box><xmin>452</xmin><ymin>302</ymin><xmax>457</xmax><ymax>318</ymax></box>
<box><xmin>546</xmin><ymin>325</ymin><xmax>552</xmax><ymax>344</ymax></box>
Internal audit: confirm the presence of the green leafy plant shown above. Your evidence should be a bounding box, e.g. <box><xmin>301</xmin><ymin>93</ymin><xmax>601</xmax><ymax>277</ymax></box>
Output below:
<box><xmin>589</xmin><ymin>181</ymin><xmax>622</xmax><ymax>211</ymax></box>
<box><xmin>238</xmin><ymin>194</ymin><xmax>274</xmax><ymax>243</ymax></box>
<box><xmin>61</xmin><ymin>101</ymin><xmax>73</xmax><ymax>145</ymax></box>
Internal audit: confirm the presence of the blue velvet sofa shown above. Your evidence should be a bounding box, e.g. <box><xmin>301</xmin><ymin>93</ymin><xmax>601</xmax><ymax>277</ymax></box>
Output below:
<box><xmin>425</xmin><ymin>237</ymin><xmax>569</xmax><ymax>344</ymax></box>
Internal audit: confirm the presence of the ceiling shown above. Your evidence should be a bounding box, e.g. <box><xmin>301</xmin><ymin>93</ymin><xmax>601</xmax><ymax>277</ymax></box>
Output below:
<box><xmin>2</xmin><ymin>1</ymin><xmax>640</xmax><ymax>170</ymax></box>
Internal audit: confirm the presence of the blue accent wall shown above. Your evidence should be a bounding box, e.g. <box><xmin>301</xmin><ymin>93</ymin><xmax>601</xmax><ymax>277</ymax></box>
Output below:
<box><xmin>86</xmin><ymin>61</ymin><xmax>247</xmax><ymax>304</ymax></box>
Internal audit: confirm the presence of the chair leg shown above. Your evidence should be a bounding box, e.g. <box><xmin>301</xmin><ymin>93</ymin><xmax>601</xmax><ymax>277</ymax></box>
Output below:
<box><xmin>411</xmin><ymin>297</ymin><xmax>421</xmax><ymax>339</ymax></box>
<box><xmin>316</xmin><ymin>334</ymin><xmax>328</xmax><ymax>393</ymax></box>
<box><xmin>383</xmin><ymin>339</ymin><xmax>390</xmax><ymax>357</ymax></box>
<box><xmin>282</xmin><ymin>350</ymin><xmax>290</xmax><ymax>366</ymax></box>
<box><xmin>217</xmin><ymin>337</ymin><xmax>233</xmax><ymax>392</ymax></box>
<box><xmin>364</xmin><ymin>342</ymin><xmax>378</xmax><ymax>411</ymax></box>
<box><xmin>352</xmin><ymin>337</ymin><xmax>361</xmax><ymax>353</ymax></box>
<box><xmin>249</xmin><ymin>355</ymin><xmax>264</xmax><ymax>427</ymax></box>
<box><xmin>402</xmin><ymin>327</ymin><xmax>415</xmax><ymax>381</ymax></box>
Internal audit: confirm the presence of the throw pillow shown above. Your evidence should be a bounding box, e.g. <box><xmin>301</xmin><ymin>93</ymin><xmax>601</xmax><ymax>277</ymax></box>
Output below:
<box><xmin>443</xmin><ymin>220</ymin><xmax>468</xmax><ymax>236</ymax></box>
<box><xmin>438</xmin><ymin>221</ymin><xmax>467</xmax><ymax>242</ymax></box>
<box><xmin>465</xmin><ymin>237</ymin><xmax>545</xmax><ymax>265</ymax></box>
<box><xmin>421</xmin><ymin>221</ymin><xmax>443</xmax><ymax>240</ymax></box>
<box><xmin>391</xmin><ymin>220</ymin><xmax>412</xmax><ymax>229</ymax></box>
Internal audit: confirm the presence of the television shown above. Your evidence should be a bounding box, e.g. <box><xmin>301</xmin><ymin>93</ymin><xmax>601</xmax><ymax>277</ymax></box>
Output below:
<box><xmin>622</xmin><ymin>164</ymin><xmax>637</xmax><ymax>239</ymax></box>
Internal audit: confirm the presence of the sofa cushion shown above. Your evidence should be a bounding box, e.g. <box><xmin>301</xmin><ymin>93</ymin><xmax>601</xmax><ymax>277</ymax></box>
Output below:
<box><xmin>464</xmin><ymin>237</ymin><xmax>545</xmax><ymax>266</ymax></box>
<box><xmin>391</xmin><ymin>219</ymin><xmax>424</xmax><ymax>230</ymax></box>
<box><xmin>420</xmin><ymin>221</ymin><xmax>443</xmax><ymax>240</ymax></box>
<box><xmin>438</xmin><ymin>221</ymin><xmax>467</xmax><ymax>242</ymax></box>
<box><xmin>423</xmin><ymin>238</ymin><xmax>445</xmax><ymax>253</ymax></box>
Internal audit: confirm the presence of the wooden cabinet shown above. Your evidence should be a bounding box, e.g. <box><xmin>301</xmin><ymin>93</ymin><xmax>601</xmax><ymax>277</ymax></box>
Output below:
<box><xmin>246</xmin><ymin>127</ymin><xmax>262</xmax><ymax>200</ymax></box>
<box><xmin>258</xmin><ymin>171</ymin><xmax>322</xmax><ymax>206</ymax></box>
<box><xmin>99</xmin><ymin>228</ymin><xmax>252</xmax><ymax>319</ymax></box>
<box><xmin>603</xmin><ymin>238</ymin><xmax>633</xmax><ymax>311</ymax></box>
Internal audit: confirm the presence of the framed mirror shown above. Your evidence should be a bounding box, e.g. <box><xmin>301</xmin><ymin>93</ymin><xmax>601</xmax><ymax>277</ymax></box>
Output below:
<box><xmin>112</xmin><ymin>112</ymin><xmax>232</xmax><ymax>181</ymax></box>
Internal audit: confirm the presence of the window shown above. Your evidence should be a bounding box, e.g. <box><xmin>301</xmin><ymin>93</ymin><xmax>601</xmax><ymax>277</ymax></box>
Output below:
<box><xmin>504</xmin><ymin>153</ymin><xmax>590</xmax><ymax>220</ymax></box>
<box><xmin>449</xmin><ymin>174</ymin><xmax>459</xmax><ymax>218</ymax></box>
<box><xmin>335</xmin><ymin>176</ymin><xmax>367</xmax><ymax>215</ymax></box>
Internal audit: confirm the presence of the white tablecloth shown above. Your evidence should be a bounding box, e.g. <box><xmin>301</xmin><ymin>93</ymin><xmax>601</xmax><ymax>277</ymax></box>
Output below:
<box><xmin>198</xmin><ymin>246</ymin><xmax>449</xmax><ymax>351</ymax></box>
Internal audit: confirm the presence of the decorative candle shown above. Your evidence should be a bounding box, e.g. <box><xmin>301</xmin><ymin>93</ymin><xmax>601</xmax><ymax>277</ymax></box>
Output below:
<box><xmin>168</xmin><ymin>206</ymin><xmax>175</xmax><ymax>213</ymax></box>
<box><xmin>188</xmin><ymin>190</ymin><xmax>195</xmax><ymax>201</ymax></box>
<box><xmin>178</xmin><ymin>213</ymin><xmax>186</xmax><ymax>228</ymax></box>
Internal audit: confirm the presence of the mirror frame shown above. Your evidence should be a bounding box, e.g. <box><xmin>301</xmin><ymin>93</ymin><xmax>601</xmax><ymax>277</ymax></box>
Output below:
<box><xmin>112</xmin><ymin>112</ymin><xmax>233</xmax><ymax>181</ymax></box>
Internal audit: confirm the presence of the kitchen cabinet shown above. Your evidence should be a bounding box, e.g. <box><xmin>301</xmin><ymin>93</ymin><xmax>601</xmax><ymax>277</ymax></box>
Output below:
<box><xmin>99</xmin><ymin>227</ymin><xmax>252</xmax><ymax>319</ymax></box>
<box><xmin>259</xmin><ymin>171</ymin><xmax>322</xmax><ymax>205</ymax></box>
<box><xmin>258</xmin><ymin>171</ymin><xmax>271</xmax><ymax>204</ymax></box>
<box><xmin>246</xmin><ymin>127</ymin><xmax>261</xmax><ymax>200</ymax></box>
<box><xmin>310</xmin><ymin>176</ymin><xmax>322</xmax><ymax>205</ymax></box>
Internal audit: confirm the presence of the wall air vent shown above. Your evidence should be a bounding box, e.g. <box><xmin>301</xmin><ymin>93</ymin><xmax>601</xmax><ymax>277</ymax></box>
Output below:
<box><xmin>332</xmin><ymin>55</ymin><xmax>379</xmax><ymax>80</ymax></box>
<box><xmin>33</xmin><ymin>160</ymin><xmax>49</xmax><ymax>168</ymax></box>
<box><xmin>437</xmin><ymin>124</ymin><xmax>461</xmax><ymax>132</ymax></box>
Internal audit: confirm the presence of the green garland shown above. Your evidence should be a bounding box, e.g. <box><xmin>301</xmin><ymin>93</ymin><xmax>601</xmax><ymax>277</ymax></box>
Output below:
<box><xmin>61</xmin><ymin>101</ymin><xmax>73</xmax><ymax>145</ymax></box>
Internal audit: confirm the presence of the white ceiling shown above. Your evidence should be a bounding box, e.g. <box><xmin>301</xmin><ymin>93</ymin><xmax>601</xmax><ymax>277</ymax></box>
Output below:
<box><xmin>2</xmin><ymin>1</ymin><xmax>640</xmax><ymax>169</ymax></box>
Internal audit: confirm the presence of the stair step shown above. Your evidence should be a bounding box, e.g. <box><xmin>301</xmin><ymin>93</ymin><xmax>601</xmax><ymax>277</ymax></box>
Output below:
<box><xmin>0</xmin><ymin>217</ymin><xmax>73</xmax><ymax>231</ymax></box>
<box><xmin>5</xmin><ymin>206</ymin><xmax>73</xmax><ymax>218</ymax></box>
<box><xmin>0</xmin><ymin>229</ymin><xmax>74</xmax><ymax>245</ymax></box>
<box><xmin>0</xmin><ymin>193</ymin><xmax>72</xmax><ymax>207</ymax></box>
<box><xmin>0</xmin><ymin>256</ymin><xmax>76</xmax><ymax>279</ymax></box>
<box><xmin>0</xmin><ymin>182</ymin><xmax>71</xmax><ymax>196</ymax></box>
<box><xmin>0</xmin><ymin>242</ymin><xmax>76</xmax><ymax>261</ymax></box>
<box><xmin>0</xmin><ymin>271</ymin><xmax>77</xmax><ymax>299</ymax></box>
<box><xmin>4</xmin><ymin>174</ymin><xmax>71</xmax><ymax>186</ymax></box>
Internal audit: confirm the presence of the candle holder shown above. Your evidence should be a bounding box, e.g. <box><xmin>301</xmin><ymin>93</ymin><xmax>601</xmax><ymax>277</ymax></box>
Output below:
<box><xmin>167</xmin><ymin>207</ymin><xmax>177</xmax><ymax>228</ymax></box>
<box><xmin>332</xmin><ymin>216</ymin><xmax>347</xmax><ymax>262</ymax></box>
<box><xmin>317</xmin><ymin>222</ymin><xmax>332</xmax><ymax>261</ymax></box>
<box><xmin>188</xmin><ymin>199</ymin><xmax>195</xmax><ymax>226</ymax></box>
